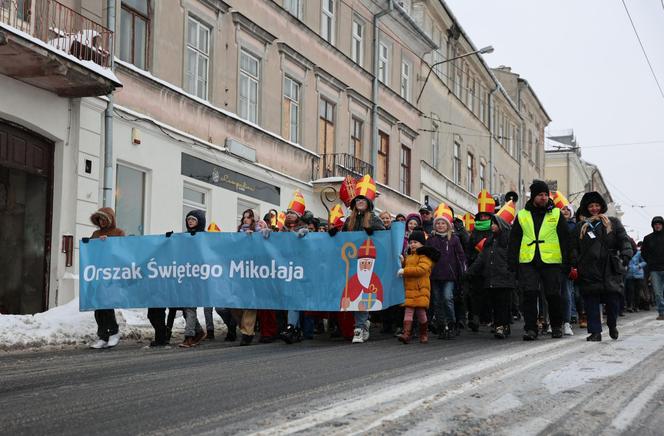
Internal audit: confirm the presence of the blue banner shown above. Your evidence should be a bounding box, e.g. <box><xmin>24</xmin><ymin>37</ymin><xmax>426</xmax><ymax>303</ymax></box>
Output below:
<box><xmin>79</xmin><ymin>223</ymin><xmax>406</xmax><ymax>311</ymax></box>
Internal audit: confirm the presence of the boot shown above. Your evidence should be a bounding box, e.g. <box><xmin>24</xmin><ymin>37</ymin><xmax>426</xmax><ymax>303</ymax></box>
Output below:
<box><xmin>587</xmin><ymin>332</ymin><xmax>602</xmax><ymax>342</ymax></box>
<box><xmin>398</xmin><ymin>321</ymin><xmax>412</xmax><ymax>344</ymax></box>
<box><xmin>419</xmin><ymin>322</ymin><xmax>429</xmax><ymax>344</ymax></box>
<box><xmin>240</xmin><ymin>334</ymin><xmax>254</xmax><ymax>346</ymax></box>
<box><xmin>609</xmin><ymin>327</ymin><xmax>619</xmax><ymax>340</ymax></box>
<box><xmin>179</xmin><ymin>336</ymin><xmax>195</xmax><ymax>348</ymax></box>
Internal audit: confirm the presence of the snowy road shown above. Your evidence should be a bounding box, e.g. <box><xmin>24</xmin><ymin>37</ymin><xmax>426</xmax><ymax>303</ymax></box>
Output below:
<box><xmin>1</xmin><ymin>312</ymin><xmax>663</xmax><ymax>435</ymax></box>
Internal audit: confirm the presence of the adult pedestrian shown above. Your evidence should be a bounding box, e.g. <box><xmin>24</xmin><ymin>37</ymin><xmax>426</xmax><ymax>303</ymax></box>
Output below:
<box><xmin>508</xmin><ymin>180</ymin><xmax>570</xmax><ymax>340</ymax></box>
<box><xmin>640</xmin><ymin>216</ymin><xmax>664</xmax><ymax>320</ymax></box>
<box><xmin>571</xmin><ymin>192</ymin><xmax>632</xmax><ymax>341</ymax></box>
<box><xmin>88</xmin><ymin>207</ymin><xmax>125</xmax><ymax>349</ymax></box>
<box><xmin>625</xmin><ymin>242</ymin><xmax>647</xmax><ymax>313</ymax></box>
<box><xmin>467</xmin><ymin>190</ymin><xmax>495</xmax><ymax>332</ymax></box>
<box><xmin>419</xmin><ymin>204</ymin><xmax>434</xmax><ymax>234</ymax></box>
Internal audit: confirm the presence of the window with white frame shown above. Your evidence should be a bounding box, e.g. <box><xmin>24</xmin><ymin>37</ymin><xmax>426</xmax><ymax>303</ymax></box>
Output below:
<box><xmin>350</xmin><ymin>117</ymin><xmax>363</xmax><ymax>159</ymax></box>
<box><xmin>479</xmin><ymin>86</ymin><xmax>486</xmax><ymax>124</ymax></box>
<box><xmin>116</xmin><ymin>163</ymin><xmax>146</xmax><ymax>236</ymax></box>
<box><xmin>509</xmin><ymin>124</ymin><xmax>515</xmax><ymax>157</ymax></box>
<box><xmin>239</xmin><ymin>49</ymin><xmax>259</xmax><ymax>123</ymax></box>
<box><xmin>185</xmin><ymin>16</ymin><xmax>210</xmax><ymax>100</ymax></box>
<box><xmin>321</xmin><ymin>0</ymin><xmax>335</xmax><ymax>44</ymax></box>
<box><xmin>400</xmin><ymin>60</ymin><xmax>411</xmax><ymax>101</ymax></box>
<box><xmin>467</xmin><ymin>153</ymin><xmax>474</xmax><ymax>192</ymax></box>
<box><xmin>351</xmin><ymin>19</ymin><xmax>363</xmax><ymax>66</ymax></box>
<box><xmin>378</xmin><ymin>41</ymin><xmax>389</xmax><ymax>85</ymax></box>
<box><xmin>479</xmin><ymin>162</ymin><xmax>486</xmax><ymax>190</ymax></box>
<box><xmin>182</xmin><ymin>184</ymin><xmax>207</xmax><ymax>231</ymax></box>
<box><xmin>284</xmin><ymin>0</ymin><xmax>302</xmax><ymax>19</ymax></box>
<box><xmin>454</xmin><ymin>61</ymin><xmax>462</xmax><ymax>97</ymax></box>
<box><xmin>453</xmin><ymin>141</ymin><xmax>461</xmax><ymax>185</ymax></box>
<box><xmin>283</xmin><ymin>76</ymin><xmax>300</xmax><ymax>143</ymax></box>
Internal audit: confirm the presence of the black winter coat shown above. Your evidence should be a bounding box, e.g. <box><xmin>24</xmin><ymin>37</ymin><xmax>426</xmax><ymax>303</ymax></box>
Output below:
<box><xmin>467</xmin><ymin>216</ymin><xmax>515</xmax><ymax>289</ymax></box>
<box><xmin>571</xmin><ymin>217</ymin><xmax>633</xmax><ymax>295</ymax></box>
<box><xmin>641</xmin><ymin>230</ymin><xmax>664</xmax><ymax>271</ymax></box>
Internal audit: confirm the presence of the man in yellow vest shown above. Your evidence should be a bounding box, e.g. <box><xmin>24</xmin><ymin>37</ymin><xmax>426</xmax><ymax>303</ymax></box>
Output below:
<box><xmin>508</xmin><ymin>180</ymin><xmax>570</xmax><ymax>340</ymax></box>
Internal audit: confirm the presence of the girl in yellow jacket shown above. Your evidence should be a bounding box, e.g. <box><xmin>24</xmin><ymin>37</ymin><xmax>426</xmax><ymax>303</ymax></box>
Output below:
<box><xmin>397</xmin><ymin>230</ymin><xmax>441</xmax><ymax>344</ymax></box>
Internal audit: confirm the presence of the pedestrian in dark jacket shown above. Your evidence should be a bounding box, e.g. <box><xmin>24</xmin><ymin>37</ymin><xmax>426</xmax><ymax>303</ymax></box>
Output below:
<box><xmin>419</xmin><ymin>204</ymin><xmax>434</xmax><ymax>234</ymax></box>
<box><xmin>466</xmin><ymin>212</ymin><xmax>493</xmax><ymax>332</ymax></box>
<box><xmin>178</xmin><ymin>210</ymin><xmax>208</xmax><ymax>348</ymax></box>
<box><xmin>571</xmin><ymin>192</ymin><xmax>633</xmax><ymax>341</ymax></box>
<box><xmin>507</xmin><ymin>180</ymin><xmax>570</xmax><ymax>341</ymax></box>
<box><xmin>467</xmin><ymin>215</ymin><xmax>515</xmax><ymax>339</ymax></box>
<box><xmin>641</xmin><ymin>216</ymin><xmax>664</xmax><ymax>319</ymax></box>
<box><xmin>426</xmin><ymin>215</ymin><xmax>466</xmax><ymax>339</ymax></box>
<box><xmin>88</xmin><ymin>208</ymin><xmax>125</xmax><ymax>349</ymax></box>
<box><xmin>560</xmin><ymin>204</ymin><xmax>578</xmax><ymax>336</ymax></box>
<box><xmin>625</xmin><ymin>243</ymin><xmax>647</xmax><ymax>313</ymax></box>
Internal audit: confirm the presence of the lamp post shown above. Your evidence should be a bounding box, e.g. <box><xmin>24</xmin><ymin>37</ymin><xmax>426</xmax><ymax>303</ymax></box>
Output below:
<box><xmin>415</xmin><ymin>45</ymin><xmax>494</xmax><ymax>105</ymax></box>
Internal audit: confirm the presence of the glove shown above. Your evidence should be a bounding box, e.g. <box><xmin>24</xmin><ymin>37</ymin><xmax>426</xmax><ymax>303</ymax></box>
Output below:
<box><xmin>397</xmin><ymin>268</ymin><xmax>404</xmax><ymax>277</ymax></box>
<box><xmin>364</xmin><ymin>227</ymin><xmax>374</xmax><ymax>236</ymax></box>
<box><xmin>568</xmin><ymin>267</ymin><xmax>578</xmax><ymax>281</ymax></box>
<box><xmin>328</xmin><ymin>227</ymin><xmax>339</xmax><ymax>237</ymax></box>
<box><xmin>296</xmin><ymin>228</ymin><xmax>309</xmax><ymax>238</ymax></box>
<box><xmin>260</xmin><ymin>228</ymin><xmax>272</xmax><ymax>239</ymax></box>
<box><xmin>165</xmin><ymin>231</ymin><xmax>174</xmax><ymax>238</ymax></box>
<box><xmin>81</xmin><ymin>237</ymin><xmax>90</xmax><ymax>244</ymax></box>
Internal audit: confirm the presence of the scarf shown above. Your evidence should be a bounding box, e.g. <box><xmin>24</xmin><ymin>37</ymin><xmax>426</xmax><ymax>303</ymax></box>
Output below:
<box><xmin>475</xmin><ymin>219</ymin><xmax>491</xmax><ymax>232</ymax></box>
<box><xmin>580</xmin><ymin>214</ymin><xmax>611</xmax><ymax>239</ymax></box>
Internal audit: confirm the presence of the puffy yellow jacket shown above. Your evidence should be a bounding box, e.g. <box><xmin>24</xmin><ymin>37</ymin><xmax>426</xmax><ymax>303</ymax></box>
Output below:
<box><xmin>402</xmin><ymin>246</ymin><xmax>439</xmax><ymax>308</ymax></box>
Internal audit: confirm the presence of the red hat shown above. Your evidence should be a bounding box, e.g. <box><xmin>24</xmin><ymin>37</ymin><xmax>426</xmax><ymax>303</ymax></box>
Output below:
<box><xmin>339</xmin><ymin>176</ymin><xmax>357</xmax><ymax>207</ymax></box>
<box><xmin>355</xmin><ymin>175</ymin><xmax>377</xmax><ymax>202</ymax></box>
<box><xmin>463</xmin><ymin>212</ymin><xmax>475</xmax><ymax>232</ymax></box>
<box><xmin>496</xmin><ymin>200</ymin><xmax>517</xmax><ymax>225</ymax></box>
<box><xmin>328</xmin><ymin>204</ymin><xmax>345</xmax><ymax>229</ymax></box>
<box><xmin>433</xmin><ymin>203</ymin><xmax>454</xmax><ymax>224</ymax></box>
<box><xmin>358</xmin><ymin>239</ymin><xmax>377</xmax><ymax>259</ymax></box>
<box><xmin>207</xmin><ymin>222</ymin><xmax>221</xmax><ymax>232</ymax></box>
<box><xmin>477</xmin><ymin>190</ymin><xmax>496</xmax><ymax>214</ymax></box>
<box><xmin>287</xmin><ymin>191</ymin><xmax>306</xmax><ymax>217</ymax></box>
<box><xmin>475</xmin><ymin>237</ymin><xmax>487</xmax><ymax>252</ymax></box>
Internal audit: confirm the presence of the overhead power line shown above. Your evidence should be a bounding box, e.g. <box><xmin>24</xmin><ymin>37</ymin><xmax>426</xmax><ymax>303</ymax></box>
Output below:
<box><xmin>620</xmin><ymin>0</ymin><xmax>664</xmax><ymax>100</ymax></box>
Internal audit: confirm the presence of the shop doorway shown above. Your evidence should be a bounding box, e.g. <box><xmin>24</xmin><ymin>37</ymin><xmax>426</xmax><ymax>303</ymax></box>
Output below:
<box><xmin>0</xmin><ymin>119</ymin><xmax>53</xmax><ymax>314</ymax></box>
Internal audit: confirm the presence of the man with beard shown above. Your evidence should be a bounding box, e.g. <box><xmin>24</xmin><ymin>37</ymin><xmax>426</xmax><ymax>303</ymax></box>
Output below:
<box><xmin>341</xmin><ymin>239</ymin><xmax>384</xmax><ymax>312</ymax></box>
<box><xmin>508</xmin><ymin>180</ymin><xmax>570</xmax><ymax>340</ymax></box>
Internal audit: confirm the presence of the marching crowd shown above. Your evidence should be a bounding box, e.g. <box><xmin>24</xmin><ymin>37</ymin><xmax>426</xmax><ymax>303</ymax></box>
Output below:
<box><xmin>86</xmin><ymin>175</ymin><xmax>664</xmax><ymax>350</ymax></box>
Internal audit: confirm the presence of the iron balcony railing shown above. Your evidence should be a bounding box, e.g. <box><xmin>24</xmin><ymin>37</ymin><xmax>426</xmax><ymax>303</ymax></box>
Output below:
<box><xmin>313</xmin><ymin>153</ymin><xmax>374</xmax><ymax>180</ymax></box>
<box><xmin>0</xmin><ymin>0</ymin><xmax>113</xmax><ymax>67</ymax></box>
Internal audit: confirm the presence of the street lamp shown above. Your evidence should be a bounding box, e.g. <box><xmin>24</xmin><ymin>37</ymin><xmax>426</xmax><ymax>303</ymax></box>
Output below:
<box><xmin>415</xmin><ymin>45</ymin><xmax>494</xmax><ymax>104</ymax></box>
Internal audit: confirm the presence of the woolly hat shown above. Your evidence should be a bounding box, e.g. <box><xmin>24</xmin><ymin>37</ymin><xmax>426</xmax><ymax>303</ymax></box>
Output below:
<box><xmin>652</xmin><ymin>216</ymin><xmax>664</xmax><ymax>228</ymax></box>
<box><xmin>578</xmin><ymin>191</ymin><xmax>608</xmax><ymax>217</ymax></box>
<box><xmin>405</xmin><ymin>213</ymin><xmax>422</xmax><ymax>227</ymax></box>
<box><xmin>529</xmin><ymin>180</ymin><xmax>549</xmax><ymax>199</ymax></box>
<box><xmin>408</xmin><ymin>230</ymin><xmax>427</xmax><ymax>246</ymax></box>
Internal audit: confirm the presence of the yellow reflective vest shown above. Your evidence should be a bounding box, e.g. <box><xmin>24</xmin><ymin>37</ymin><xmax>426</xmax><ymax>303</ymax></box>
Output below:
<box><xmin>517</xmin><ymin>208</ymin><xmax>562</xmax><ymax>264</ymax></box>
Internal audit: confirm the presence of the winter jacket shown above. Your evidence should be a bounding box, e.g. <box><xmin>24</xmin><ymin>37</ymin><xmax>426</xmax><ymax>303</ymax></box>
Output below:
<box><xmin>426</xmin><ymin>233</ymin><xmax>466</xmax><ymax>281</ymax></box>
<box><xmin>453</xmin><ymin>218</ymin><xmax>470</xmax><ymax>252</ymax></box>
<box><xmin>626</xmin><ymin>251</ymin><xmax>647</xmax><ymax>280</ymax></box>
<box><xmin>90</xmin><ymin>208</ymin><xmax>125</xmax><ymax>238</ymax></box>
<box><xmin>507</xmin><ymin>198</ymin><xmax>570</xmax><ymax>271</ymax></box>
<box><xmin>571</xmin><ymin>216</ymin><xmax>633</xmax><ymax>295</ymax></box>
<box><xmin>422</xmin><ymin>219</ymin><xmax>433</xmax><ymax>234</ymax></box>
<box><xmin>402</xmin><ymin>246</ymin><xmax>440</xmax><ymax>308</ymax></box>
<box><xmin>641</xmin><ymin>230</ymin><xmax>664</xmax><ymax>271</ymax></box>
<box><xmin>466</xmin><ymin>216</ymin><xmax>515</xmax><ymax>289</ymax></box>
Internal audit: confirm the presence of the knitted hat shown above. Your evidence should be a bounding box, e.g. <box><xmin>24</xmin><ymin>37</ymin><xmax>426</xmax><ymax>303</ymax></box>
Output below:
<box><xmin>408</xmin><ymin>230</ymin><xmax>426</xmax><ymax>246</ymax></box>
<box><xmin>529</xmin><ymin>180</ymin><xmax>549</xmax><ymax>199</ymax></box>
<box><xmin>652</xmin><ymin>216</ymin><xmax>664</xmax><ymax>228</ymax></box>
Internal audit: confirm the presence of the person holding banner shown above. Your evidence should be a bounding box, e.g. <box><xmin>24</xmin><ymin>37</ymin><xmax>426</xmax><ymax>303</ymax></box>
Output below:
<box><xmin>331</xmin><ymin>175</ymin><xmax>385</xmax><ymax>344</ymax></box>
<box><xmin>88</xmin><ymin>207</ymin><xmax>125</xmax><ymax>349</ymax></box>
<box><xmin>178</xmin><ymin>210</ymin><xmax>209</xmax><ymax>348</ymax></box>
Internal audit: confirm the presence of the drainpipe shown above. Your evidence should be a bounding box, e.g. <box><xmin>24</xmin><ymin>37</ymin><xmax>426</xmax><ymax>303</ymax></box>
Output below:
<box><xmin>371</xmin><ymin>0</ymin><xmax>393</xmax><ymax>176</ymax></box>
<box><xmin>488</xmin><ymin>84</ymin><xmax>499</xmax><ymax>193</ymax></box>
<box><xmin>516</xmin><ymin>83</ymin><xmax>523</xmax><ymax>207</ymax></box>
<box><xmin>103</xmin><ymin>0</ymin><xmax>116</xmax><ymax>207</ymax></box>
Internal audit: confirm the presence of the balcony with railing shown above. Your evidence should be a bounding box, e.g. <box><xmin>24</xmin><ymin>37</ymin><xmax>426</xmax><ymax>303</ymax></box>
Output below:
<box><xmin>0</xmin><ymin>0</ymin><xmax>120</xmax><ymax>96</ymax></box>
<box><xmin>312</xmin><ymin>153</ymin><xmax>373</xmax><ymax>181</ymax></box>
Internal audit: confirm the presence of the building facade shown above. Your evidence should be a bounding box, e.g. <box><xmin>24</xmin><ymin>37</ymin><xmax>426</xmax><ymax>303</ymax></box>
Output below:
<box><xmin>0</xmin><ymin>0</ymin><xmax>552</xmax><ymax>314</ymax></box>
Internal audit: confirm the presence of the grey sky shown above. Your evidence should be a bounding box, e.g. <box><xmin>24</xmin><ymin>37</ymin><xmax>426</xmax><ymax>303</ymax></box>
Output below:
<box><xmin>445</xmin><ymin>0</ymin><xmax>664</xmax><ymax>241</ymax></box>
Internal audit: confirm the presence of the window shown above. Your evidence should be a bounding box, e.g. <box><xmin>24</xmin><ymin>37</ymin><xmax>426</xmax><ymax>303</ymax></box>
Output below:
<box><xmin>284</xmin><ymin>0</ymin><xmax>302</xmax><ymax>19</ymax></box>
<box><xmin>318</xmin><ymin>98</ymin><xmax>335</xmax><ymax>155</ymax></box>
<box><xmin>400</xmin><ymin>60</ymin><xmax>411</xmax><ymax>101</ymax></box>
<box><xmin>509</xmin><ymin>124</ymin><xmax>515</xmax><ymax>157</ymax></box>
<box><xmin>321</xmin><ymin>0</ymin><xmax>335</xmax><ymax>44</ymax></box>
<box><xmin>400</xmin><ymin>145</ymin><xmax>411</xmax><ymax>195</ymax></box>
<box><xmin>115</xmin><ymin>164</ymin><xmax>145</xmax><ymax>236</ymax></box>
<box><xmin>466</xmin><ymin>75</ymin><xmax>474</xmax><ymax>109</ymax></box>
<box><xmin>185</xmin><ymin>17</ymin><xmax>210</xmax><ymax>100</ymax></box>
<box><xmin>467</xmin><ymin>153</ymin><xmax>474</xmax><ymax>192</ymax></box>
<box><xmin>498</xmin><ymin>112</ymin><xmax>504</xmax><ymax>144</ymax></box>
<box><xmin>454</xmin><ymin>61</ymin><xmax>462</xmax><ymax>97</ymax></box>
<box><xmin>239</xmin><ymin>50</ymin><xmax>259</xmax><ymax>123</ymax></box>
<box><xmin>528</xmin><ymin>130</ymin><xmax>533</xmax><ymax>157</ymax></box>
<box><xmin>479</xmin><ymin>86</ymin><xmax>486</xmax><ymax>124</ymax></box>
<box><xmin>431</xmin><ymin>131</ymin><xmax>439</xmax><ymax>169</ymax></box>
<box><xmin>378</xmin><ymin>131</ymin><xmax>389</xmax><ymax>184</ymax></box>
<box><xmin>182</xmin><ymin>184</ymin><xmax>207</xmax><ymax>231</ymax></box>
<box><xmin>453</xmin><ymin>141</ymin><xmax>461</xmax><ymax>185</ymax></box>
<box><xmin>378</xmin><ymin>42</ymin><xmax>389</xmax><ymax>85</ymax></box>
<box><xmin>283</xmin><ymin>77</ymin><xmax>300</xmax><ymax>143</ymax></box>
<box><xmin>350</xmin><ymin>117</ymin><xmax>363</xmax><ymax>159</ymax></box>
<box><xmin>479</xmin><ymin>163</ymin><xmax>486</xmax><ymax>190</ymax></box>
<box><xmin>351</xmin><ymin>19</ymin><xmax>363</xmax><ymax>66</ymax></box>
<box><xmin>120</xmin><ymin>0</ymin><xmax>149</xmax><ymax>69</ymax></box>
<box><xmin>470</xmin><ymin>79</ymin><xmax>477</xmax><ymax>113</ymax></box>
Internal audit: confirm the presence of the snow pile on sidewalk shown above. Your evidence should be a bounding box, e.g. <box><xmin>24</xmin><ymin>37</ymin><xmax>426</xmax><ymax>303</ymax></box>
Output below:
<box><xmin>0</xmin><ymin>298</ymin><xmax>156</xmax><ymax>351</ymax></box>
